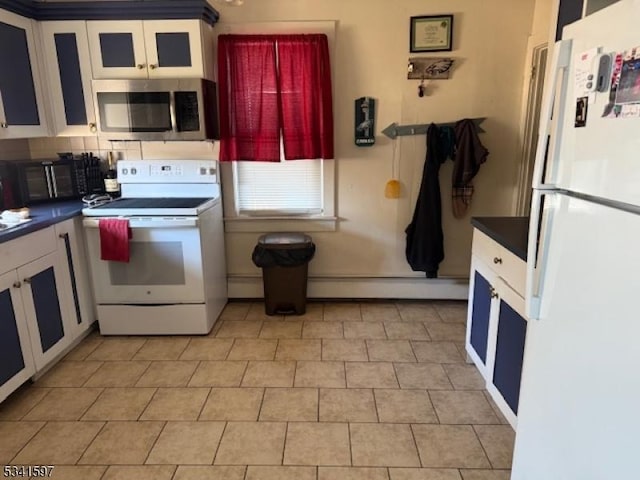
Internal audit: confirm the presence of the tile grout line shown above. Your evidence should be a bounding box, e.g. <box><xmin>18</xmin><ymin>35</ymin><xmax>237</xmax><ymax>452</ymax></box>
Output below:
<box><xmin>135</xmin><ymin>387</ymin><xmax>160</xmax><ymax>421</ymax></box>
<box><xmin>471</xmin><ymin>424</ymin><xmax>495</xmax><ymax>469</ymax></box>
<box><xmin>426</xmin><ymin>390</ymin><xmax>443</xmax><ymax>425</ymax></box>
<box><xmin>73</xmin><ymin>419</ymin><xmax>109</xmax><ymax>466</ymax></box>
<box><xmin>195</xmin><ymin>386</ymin><xmax>214</xmax><ymax>421</ymax></box>
<box><xmin>282</xmin><ymin>421</ymin><xmax>290</xmax><ymax>466</ymax></box>
<box><xmin>408</xmin><ymin>423</ymin><xmax>425</xmax><ymax>468</ymax></box>
<box><xmin>371</xmin><ymin>387</ymin><xmax>381</xmax><ymax>422</ymax></box>
<box><xmin>238</xmin><ymin>358</ymin><xmax>251</xmax><ymax>388</ymax></box>
<box><xmin>13</xmin><ymin>387</ymin><xmax>55</xmax><ymax>421</ymax></box>
<box><xmin>211</xmin><ymin>420</ymin><xmax>228</xmax><ymax>466</ymax></box>
<box><xmin>131</xmin><ymin>359</ymin><xmax>154</xmax><ymax>388</ymax></box>
<box><xmin>7</xmin><ymin>419</ymin><xmax>47</xmax><ymax>463</ymax></box>
<box><xmin>77</xmin><ymin>362</ymin><xmax>104</xmax><ymax>388</ymax></box>
<box><xmin>177</xmin><ymin>336</ymin><xmax>195</xmax><ymax>361</ymax></box>
<box><xmin>347</xmin><ymin>421</ymin><xmax>353</xmax><ymax>467</ymax></box>
<box><xmin>256</xmin><ymin>386</ymin><xmax>267</xmax><ymax>422</ymax></box>
<box><xmin>139</xmin><ymin>419</ymin><xmax>167</xmax><ymax>466</ymax></box>
<box><xmin>225</xmin><ymin>338</ymin><xmax>238</xmax><ymax>361</ymax></box>
<box><xmin>76</xmin><ymin>386</ymin><xmax>106</xmax><ymax>422</ymax></box>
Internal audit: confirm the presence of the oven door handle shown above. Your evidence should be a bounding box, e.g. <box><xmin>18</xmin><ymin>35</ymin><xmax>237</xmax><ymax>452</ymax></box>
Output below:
<box><xmin>83</xmin><ymin>217</ymin><xmax>199</xmax><ymax>228</ymax></box>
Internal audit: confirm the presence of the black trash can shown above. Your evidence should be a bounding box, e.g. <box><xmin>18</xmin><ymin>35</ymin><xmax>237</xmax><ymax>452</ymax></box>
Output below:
<box><xmin>252</xmin><ymin>233</ymin><xmax>315</xmax><ymax>315</ymax></box>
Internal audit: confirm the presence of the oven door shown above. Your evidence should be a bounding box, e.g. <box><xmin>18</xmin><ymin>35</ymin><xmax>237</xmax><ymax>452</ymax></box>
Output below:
<box><xmin>83</xmin><ymin>217</ymin><xmax>205</xmax><ymax>304</ymax></box>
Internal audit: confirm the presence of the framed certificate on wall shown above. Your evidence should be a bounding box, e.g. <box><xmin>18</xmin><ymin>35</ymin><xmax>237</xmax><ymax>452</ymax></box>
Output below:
<box><xmin>410</xmin><ymin>15</ymin><xmax>454</xmax><ymax>53</ymax></box>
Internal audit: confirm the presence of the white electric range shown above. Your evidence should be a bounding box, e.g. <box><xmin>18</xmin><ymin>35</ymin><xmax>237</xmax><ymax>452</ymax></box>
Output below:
<box><xmin>82</xmin><ymin>159</ymin><xmax>227</xmax><ymax>335</ymax></box>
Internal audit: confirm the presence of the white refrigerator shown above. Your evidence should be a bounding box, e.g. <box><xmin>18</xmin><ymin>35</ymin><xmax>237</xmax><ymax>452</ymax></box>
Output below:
<box><xmin>512</xmin><ymin>1</ymin><xmax>640</xmax><ymax>479</ymax></box>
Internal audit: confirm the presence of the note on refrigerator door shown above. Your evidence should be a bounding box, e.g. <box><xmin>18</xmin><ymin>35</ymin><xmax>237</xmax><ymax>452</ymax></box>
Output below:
<box><xmin>575</xmin><ymin>48</ymin><xmax>600</xmax><ymax>102</ymax></box>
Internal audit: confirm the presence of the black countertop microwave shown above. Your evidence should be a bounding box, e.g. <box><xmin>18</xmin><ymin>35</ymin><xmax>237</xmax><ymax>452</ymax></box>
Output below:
<box><xmin>92</xmin><ymin>78</ymin><xmax>219</xmax><ymax>141</ymax></box>
<box><xmin>4</xmin><ymin>155</ymin><xmax>104</xmax><ymax>206</ymax></box>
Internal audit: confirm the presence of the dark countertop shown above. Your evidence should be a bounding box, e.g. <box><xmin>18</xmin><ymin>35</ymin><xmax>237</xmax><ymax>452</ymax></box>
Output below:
<box><xmin>471</xmin><ymin>216</ymin><xmax>530</xmax><ymax>261</ymax></box>
<box><xmin>0</xmin><ymin>200</ymin><xmax>85</xmax><ymax>245</ymax></box>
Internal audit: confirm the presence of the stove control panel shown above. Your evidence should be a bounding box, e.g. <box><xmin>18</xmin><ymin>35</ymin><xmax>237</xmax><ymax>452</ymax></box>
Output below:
<box><xmin>117</xmin><ymin>160</ymin><xmax>217</xmax><ymax>184</ymax></box>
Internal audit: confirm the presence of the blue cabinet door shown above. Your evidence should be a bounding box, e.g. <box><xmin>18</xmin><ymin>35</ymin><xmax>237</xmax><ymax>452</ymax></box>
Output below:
<box><xmin>470</xmin><ymin>270</ymin><xmax>492</xmax><ymax>364</ymax></box>
<box><xmin>54</xmin><ymin>33</ymin><xmax>88</xmax><ymax>126</ymax></box>
<box><xmin>0</xmin><ymin>287</ymin><xmax>26</xmax><ymax>386</ymax></box>
<box><xmin>155</xmin><ymin>32</ymin><xmax>192</xmax><ymax>67</ymax></box>
<box><xmin>99</xmin><ymin>32</ymin><xmax>136</xmax><ymax>68</ymax></box>
<box><xmin>0</xmin><ymin>20</ymin><xmax>39</xmax><ymax>126</ymax></box>
<box><xmin>29</xmin><ymin>267</ymin><xmax>65</xmax><ymax>353</ymax></box>
<box><xmin>493</xmin><ymin>299</ymin><xmax>527</xmax><ymax>414</ymax></box>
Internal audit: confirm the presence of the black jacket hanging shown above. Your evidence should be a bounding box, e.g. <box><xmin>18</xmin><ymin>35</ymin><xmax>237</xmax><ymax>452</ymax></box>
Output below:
<box><xmin>405</xmin><ymin>123</ymin><xmax>448</xmax><ymax>278</ymax></box>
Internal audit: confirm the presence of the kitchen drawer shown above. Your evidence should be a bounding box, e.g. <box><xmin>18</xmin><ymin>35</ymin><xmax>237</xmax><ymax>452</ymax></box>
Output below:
<box><xmin>473</xmin><ymin>229</ymin><xmax>526</xmax><ymax>297</ymax></box>
<box><xmin>0</xmin><ymin>228</ymin><xmax>57</xmax><ymax>275</ymax></box>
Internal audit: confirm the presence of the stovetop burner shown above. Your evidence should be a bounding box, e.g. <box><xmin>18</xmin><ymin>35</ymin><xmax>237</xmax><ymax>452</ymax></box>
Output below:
<box><xmin>92</xmin><ymin>197</ymin><xmax>212</xmax><ymax>210</ymax></box>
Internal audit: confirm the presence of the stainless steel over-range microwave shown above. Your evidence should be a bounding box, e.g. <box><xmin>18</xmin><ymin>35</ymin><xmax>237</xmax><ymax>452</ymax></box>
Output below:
<box><xmin>92</xmin><ymin>78</ymin><xmax>219</xmax><ymax>141</ymax></box>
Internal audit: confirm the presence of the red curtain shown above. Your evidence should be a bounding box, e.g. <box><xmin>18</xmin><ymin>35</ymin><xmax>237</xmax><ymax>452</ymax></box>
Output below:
<box><xmin>217</xmin><ymin>35</ymin><xmax>281</xmax><ymax>162</ymax></box>
<box><xmin>217</xmin><ymin>34</ymin><xmax>334</xmax><ymax>162</ymax></box>
<box><xmin>277</xmin><ymin>34</ymin><xmax>334</xmax><ymax>160</ymax></box>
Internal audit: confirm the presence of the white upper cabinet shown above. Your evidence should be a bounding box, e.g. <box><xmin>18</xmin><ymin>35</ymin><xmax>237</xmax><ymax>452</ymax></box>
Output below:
<box><xmin>0</xmin><ymin>9</ymin><xmax>49</xmax><ymax>138</ymax></box>
<box><xmin>40</xmin><ymin>21</ymin><xmax>97</xmax><ymax>137</ymax></box>
<box><xmin>87</xmin><ymin>19</ymin><xmax>211</xmax><ymax>79</ymax></box>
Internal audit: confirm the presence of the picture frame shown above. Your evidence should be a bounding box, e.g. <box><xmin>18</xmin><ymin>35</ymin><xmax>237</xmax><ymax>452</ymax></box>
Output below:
<box><xmin>410</xmin><ymin>14</ymin><xmax>454</xmax><ymax>53</ymax></box>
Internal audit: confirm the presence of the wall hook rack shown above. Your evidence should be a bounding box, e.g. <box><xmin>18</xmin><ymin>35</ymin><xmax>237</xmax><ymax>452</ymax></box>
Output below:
<box><xmin>381</xmin><ymin>117</ymin><xmax>486</xmax><ymax>139</ymax></box>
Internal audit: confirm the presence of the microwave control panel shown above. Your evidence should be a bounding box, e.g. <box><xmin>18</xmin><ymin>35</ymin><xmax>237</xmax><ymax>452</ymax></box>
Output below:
<box><xmin>118</xmin><ymin>160</ymin><xmax>217</xmax><ymax>184</ymax></box>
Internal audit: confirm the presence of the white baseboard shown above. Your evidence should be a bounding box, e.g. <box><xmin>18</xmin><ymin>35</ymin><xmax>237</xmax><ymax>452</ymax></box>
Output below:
<box><xmin>228</xmin><ymin>276</ymin><xmax>469</xmax><ymax>300</ymax></box>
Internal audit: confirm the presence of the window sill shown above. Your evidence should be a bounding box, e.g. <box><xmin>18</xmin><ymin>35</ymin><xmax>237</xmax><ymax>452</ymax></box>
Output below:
<box><xmin>224</xmin><ymin>215</ymin><xmax>338</xmax><ymax>233</ymax></box>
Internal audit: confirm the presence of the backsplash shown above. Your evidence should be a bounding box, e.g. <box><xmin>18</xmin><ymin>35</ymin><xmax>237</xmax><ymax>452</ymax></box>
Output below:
<box><xmin>25</xmin><ymin>137</ymin><xmax>218</xmax><ymax>162</ymax></box>
<box><xmin>0</xmin><ymin>139</ymin><xmax>30</xmax><ymax>161</ymax></box>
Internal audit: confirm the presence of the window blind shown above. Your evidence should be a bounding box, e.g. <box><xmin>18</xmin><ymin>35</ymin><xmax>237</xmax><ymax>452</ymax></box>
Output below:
<box><xmin>235</xmin><ymin>159</ymin><xmax>323</xmax><ymax>215</ymax></box>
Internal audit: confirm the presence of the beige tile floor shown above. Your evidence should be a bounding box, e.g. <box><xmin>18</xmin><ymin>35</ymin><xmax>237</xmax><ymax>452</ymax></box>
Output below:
<box><xmin>0</xmin><ymin>301</ymin><xmax>515</xmax><ymax>480</ymax></box>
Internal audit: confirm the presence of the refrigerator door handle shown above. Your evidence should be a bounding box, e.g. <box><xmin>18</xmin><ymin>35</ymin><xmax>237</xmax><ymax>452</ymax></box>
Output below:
<box><xmin>526</xmin><ymin>190</ymin><xmax>556</xmax><ymax>320</ymax></box>
<box><xmin>531</xmin><ymin>39</ymin><xmax>573</xmax><ymax>190</ymax></box>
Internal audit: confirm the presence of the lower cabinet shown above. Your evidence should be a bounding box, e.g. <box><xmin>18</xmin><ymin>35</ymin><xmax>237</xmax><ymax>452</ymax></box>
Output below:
<box><xmin>466</xmin><ymin>229</ymin><xmax>529</xmax><ymax>429</ymax></box>
<box><xmin>0</xmin><ymin>219</ymin><xmax>95</xmax><ymax>402</ymax></box>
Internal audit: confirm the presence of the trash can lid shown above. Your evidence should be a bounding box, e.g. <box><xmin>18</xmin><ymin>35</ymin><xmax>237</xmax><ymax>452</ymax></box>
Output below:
<box><xmin>258</xmin><ymin>232</ymin><xmax>313</xmax><ymax>246</ymax></box>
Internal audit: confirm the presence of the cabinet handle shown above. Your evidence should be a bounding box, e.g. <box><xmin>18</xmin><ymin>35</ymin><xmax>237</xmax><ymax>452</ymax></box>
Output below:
<box><xmin>59</xmin><ymin>231</ymin><xmax>83</xmax><ymax>325</ymax></box>
<box><xmin>0</xmin><ymin>122</ymin><xmax>7</xmax><ymax>128</ymax></box>
<box><xmin>490</xmin><ymin>287</ymin><xmax>499</xmax><ymax>299</ymax></box>
<box><xmin>149</xmin><ymin>64</ymin><xmax>157</xmax><ymax>70</ymax></box>
<box><xmin>89</xmin><ymin>123</ymin><xmax>97</xmax><ymax>133</ymax></box>
<box><xmin>13</xmin><ymin>281</ymin><xmax>21</xmax><ymax>288</ymax></box>
<box><xmin>137</xmin><ymin>63</ymin><xmax>146</xmax><ymax>70</ymax></box>
<box><xmin>493</xmin><ymin>257</ymin><xmax>503</xmax><ymax>265</ymax></box>
<box><xmin>23</xmin><ymin>277</ymin><xmax>31</xmax><ymax>284</ymax></box>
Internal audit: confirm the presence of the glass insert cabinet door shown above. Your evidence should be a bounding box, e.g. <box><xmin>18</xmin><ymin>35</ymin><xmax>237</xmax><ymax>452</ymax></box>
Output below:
<box><xmin>0</xmin><ymin>9</ymin><xmax>48</xmax><ymax>138</ymax></box>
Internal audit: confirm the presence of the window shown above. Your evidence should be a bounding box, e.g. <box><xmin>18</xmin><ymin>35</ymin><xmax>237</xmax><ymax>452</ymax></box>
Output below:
<box><xmin>234</xmin><ymin>157</ymin><xmax>323</xmax><ymax>215</ymax></box>
<box><xmin>217</xmin><ymin>27</ymin><xmax>336</xmax><ymax>228</ymax></box>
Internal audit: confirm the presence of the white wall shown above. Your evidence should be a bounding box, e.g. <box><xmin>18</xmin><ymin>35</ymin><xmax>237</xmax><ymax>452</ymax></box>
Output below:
<box><xmin>216</xmin><ymin>0</ymin><xmax>537</xmax><ymax>298</ymax></box>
